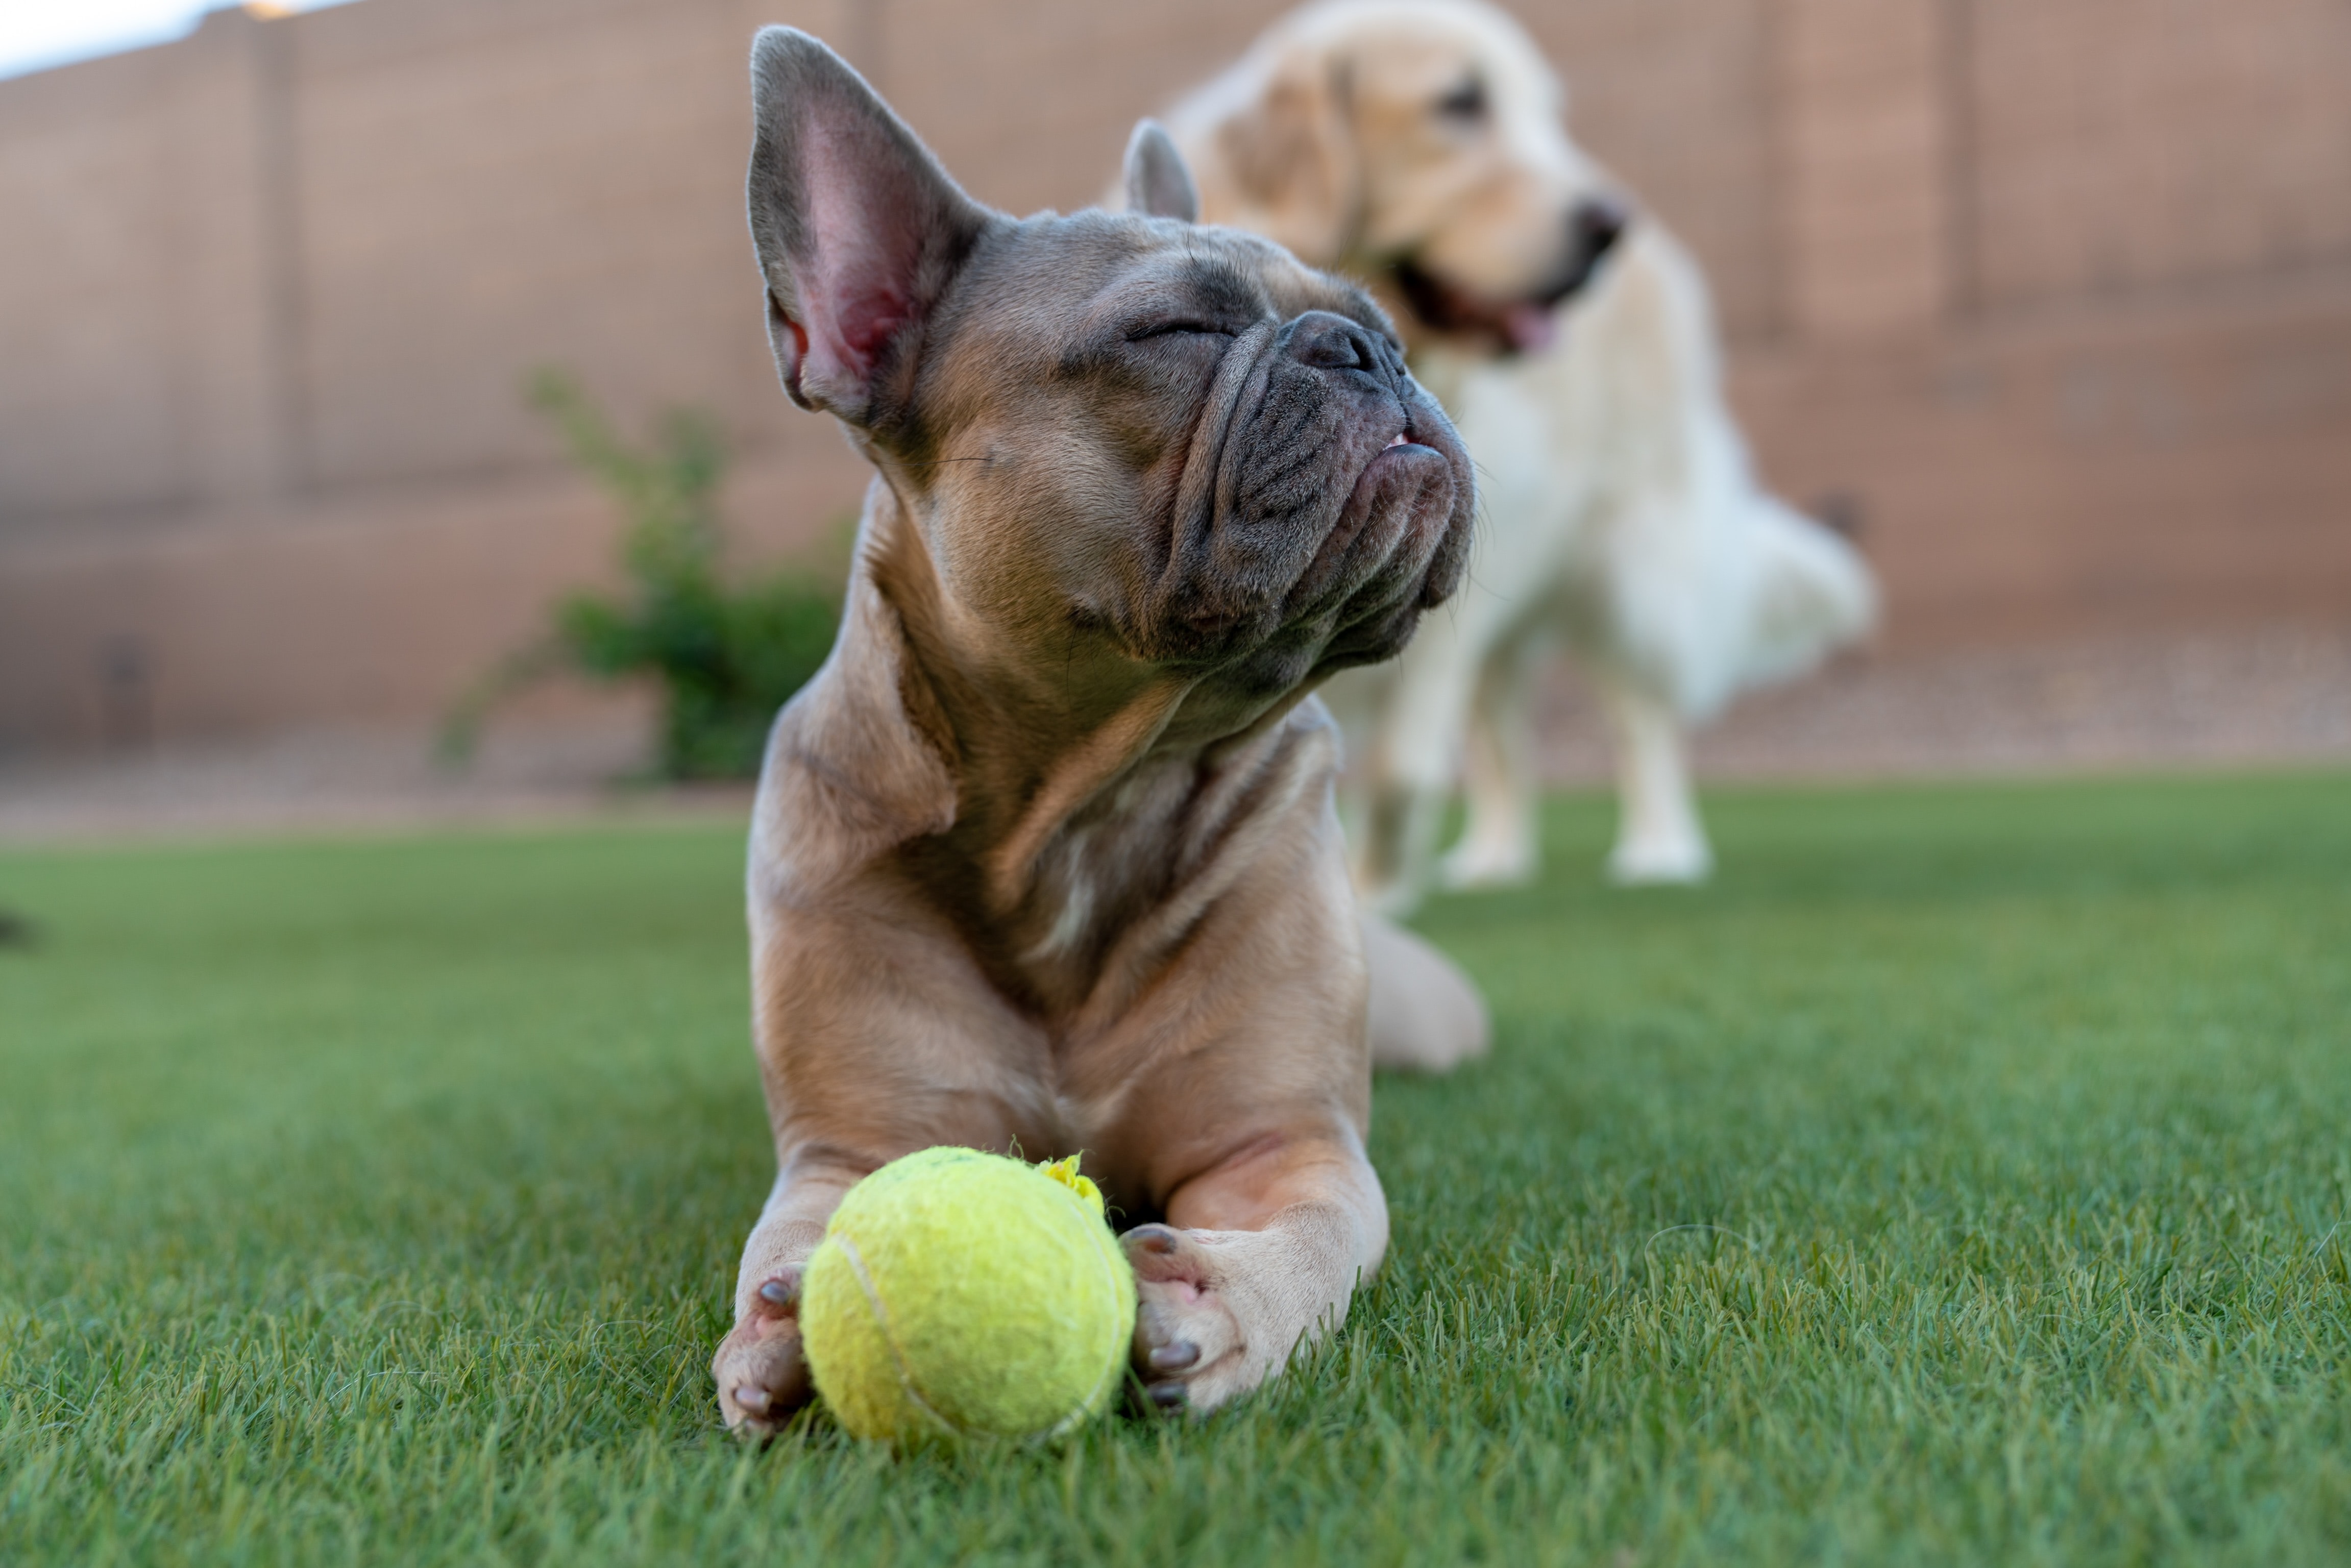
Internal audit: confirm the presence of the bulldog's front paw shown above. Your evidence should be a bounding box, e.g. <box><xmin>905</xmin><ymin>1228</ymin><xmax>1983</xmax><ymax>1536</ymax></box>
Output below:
<box><xmin>712</xmin><ymin>1269</ymin><xmax>813</xmax><ymax>1439</ymax></box>
<box><xmin>1122</xmin><ymin>1223</ymin><xmax>1258</xmax><ymax>1416</ymax></box>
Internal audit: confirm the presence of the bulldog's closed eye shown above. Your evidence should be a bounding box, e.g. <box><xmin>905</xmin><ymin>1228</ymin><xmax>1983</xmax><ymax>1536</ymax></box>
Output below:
<box><xmin>1128</xmin><ymin>321</ymin><xmax>1237</xmax><ymax>340</ymax></box>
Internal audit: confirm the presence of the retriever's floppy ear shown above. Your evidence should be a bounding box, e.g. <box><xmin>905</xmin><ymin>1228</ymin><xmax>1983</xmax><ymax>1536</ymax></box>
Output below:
<box><xmin>1211</xmin><ymin>44</ymin><xmax>1359</xmax><ymax>265</ymax></box>
<box><xmin>1123</xmin><ymin>120</ymin><xmax>1200</xmax><ymax>223</ymax></box>
<box><xmin>747</xmin><ymin>28</ymin><xmax>989</xmax><ymax>426</ymax></box>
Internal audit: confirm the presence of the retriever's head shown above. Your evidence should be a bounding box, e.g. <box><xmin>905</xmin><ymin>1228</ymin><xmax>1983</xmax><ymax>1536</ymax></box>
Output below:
<box><xmin>1168</xmin><ymin>0</ymin><xmax>1630</xmax><ymax>355</ymax></box>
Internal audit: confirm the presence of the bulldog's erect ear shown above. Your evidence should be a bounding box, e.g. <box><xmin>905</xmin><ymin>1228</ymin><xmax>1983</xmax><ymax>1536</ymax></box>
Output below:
<box><xmin>747</xmin><ymin>28</ymin><xmax>988</xmax><ymax>424</ymax></box>
<box><xmin>1123</xmin><ymin>120</ymin><xmax>1199</xmax><ymax>223</ymax></box>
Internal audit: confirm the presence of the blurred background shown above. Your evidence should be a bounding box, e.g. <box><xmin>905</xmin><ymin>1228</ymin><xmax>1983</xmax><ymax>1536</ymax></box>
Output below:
<box><xmin>3</xmin><ymin>0</ymin><xmax>2347</xmax><ymax>837</ymax></box>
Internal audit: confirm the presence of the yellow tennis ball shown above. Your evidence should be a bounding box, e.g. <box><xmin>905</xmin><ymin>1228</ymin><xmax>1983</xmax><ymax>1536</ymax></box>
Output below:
<box><xmin>800</xmin><ymin>1146</ymin><xmax>1138</xmax><ymax>1444</ymax></box>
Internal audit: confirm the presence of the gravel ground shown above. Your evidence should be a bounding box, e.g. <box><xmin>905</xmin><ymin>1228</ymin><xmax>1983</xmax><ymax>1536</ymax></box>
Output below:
<box><xmin>1542</xmin><ymin>620</ymin><xmax>2351</xmax><ymax>784</ymax></box>
<box><xmin>2</xmin><ymin>622</ymin><xmax>2344</xmax><ymax>844</ymax></box>
<box><xmin>0</xmin><ymin>716</ymin><xmax>747</xmax><ymax>844</ymax></box>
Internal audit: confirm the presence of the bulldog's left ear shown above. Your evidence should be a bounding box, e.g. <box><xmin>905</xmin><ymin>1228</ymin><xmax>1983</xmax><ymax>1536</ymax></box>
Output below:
<box><xmin>747</xmin><ymin>28</ymin><xmax>990</xmax><ymax>426</ymax></box>
<box><xmin>1123</xmin><ymin>120</ymin><xmax>1199</xmax><ymax>223</ymax></box>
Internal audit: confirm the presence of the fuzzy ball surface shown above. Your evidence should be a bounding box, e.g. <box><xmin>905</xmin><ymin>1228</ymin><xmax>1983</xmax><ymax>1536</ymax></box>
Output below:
<box><xmin>800</xmin><ymin>1147</ymin><xmax>1138</xmax><ymax>1443</ymax></box>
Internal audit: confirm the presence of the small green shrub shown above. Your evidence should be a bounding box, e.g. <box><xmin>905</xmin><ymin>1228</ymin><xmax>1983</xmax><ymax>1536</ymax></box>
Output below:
<box><xmin>444</xmin><ymin>371</ymin><xmax>842</xmax><ymax>779</ymax></box>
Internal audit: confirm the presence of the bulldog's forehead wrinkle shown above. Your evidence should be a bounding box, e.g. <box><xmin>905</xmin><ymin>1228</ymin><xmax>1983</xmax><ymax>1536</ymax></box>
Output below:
<box><xmin>1083</xmin><ymin>248</ymin><xmax>1272</xmax><ymax>330</ymax></box>
<box><xmin>1172</xmin><ymin>259</ymin><xmax>1271</xmax><ymax>323</ymax></box>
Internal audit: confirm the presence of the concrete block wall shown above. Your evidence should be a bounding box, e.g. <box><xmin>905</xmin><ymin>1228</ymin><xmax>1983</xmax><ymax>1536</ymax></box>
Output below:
<box><xmin>0</xmin><ymin>0</ymin><xmax>870</xmax><ymax>751</ymax></box>
<box><xmin>1</xmin><ymin>0</ymin><xmax>2346</xmax><ymax>753</ymax></box>
<box><xmin>1969</xmin><ymin>0</ymin><xmax>2351</xmax><ymax>310</ymax></box>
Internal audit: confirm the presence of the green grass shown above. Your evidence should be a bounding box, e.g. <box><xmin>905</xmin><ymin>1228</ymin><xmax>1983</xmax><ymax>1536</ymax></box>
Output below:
<box><xmin>3</xmin><ymin>773</ymin><xmax>2348</xmax><ymax>1565</ymax></box>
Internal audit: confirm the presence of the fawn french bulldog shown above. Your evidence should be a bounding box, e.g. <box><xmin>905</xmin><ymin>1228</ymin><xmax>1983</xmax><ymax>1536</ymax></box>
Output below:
<box><xmin>714</xmin><ymin>29</ymin><xmax>1486</xmax><ymax>1434</ymax></box>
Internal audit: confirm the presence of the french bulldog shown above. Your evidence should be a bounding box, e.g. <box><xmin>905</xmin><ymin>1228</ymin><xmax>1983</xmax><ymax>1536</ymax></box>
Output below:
<box><xmin>713</xmin><ymin>28</ymin><xmax>1486</xmax><ymax>1434</ymax></box>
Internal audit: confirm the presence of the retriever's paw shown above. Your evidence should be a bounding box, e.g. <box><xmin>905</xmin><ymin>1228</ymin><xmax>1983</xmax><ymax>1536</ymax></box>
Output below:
<box><xmin>1121</xmin><ymin>1223</ymin><xmax>1261</xmax><ymax>1416</ymax></box>
<box><xmin>712</xmin><ymin>1269</ymin><xmax>813</xmax><ymax>1439</ymax></box>
<box><xmin>1438</xmin><ymin>834</ymin><xmax>1537</xmax><ymax>891</ymax></box>
<box><xmin>1607</xmin><ymin>828</ymin><xmax>1712</xmax><ymax>885</ymax></box>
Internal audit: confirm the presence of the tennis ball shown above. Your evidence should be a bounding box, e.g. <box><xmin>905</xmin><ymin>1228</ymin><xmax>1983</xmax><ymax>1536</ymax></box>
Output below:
<box><xmin>800</xmin><ymin>1146</ymin><xmax>1138</xmax><ymax>1444</ymax></box>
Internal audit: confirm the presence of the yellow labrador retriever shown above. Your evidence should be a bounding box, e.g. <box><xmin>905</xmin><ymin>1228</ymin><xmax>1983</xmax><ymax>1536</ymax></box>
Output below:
<box><xmin>1157</xmin><ymin>0</ymin><xmax>1877</xmax><ymax>902</ymax></box>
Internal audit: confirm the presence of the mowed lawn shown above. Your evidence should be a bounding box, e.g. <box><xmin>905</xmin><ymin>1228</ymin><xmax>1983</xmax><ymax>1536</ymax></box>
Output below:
<box><xmin>3</xmin><ymin>774</ymin><xmax>2348</xmax><ymax>1566</ymax></box>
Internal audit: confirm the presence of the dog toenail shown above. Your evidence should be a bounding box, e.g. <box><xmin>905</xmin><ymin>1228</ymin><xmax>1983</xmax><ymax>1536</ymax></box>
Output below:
<box><xmin>1148</xmin><ymin>1339</ymin><xmax>1200</xmax><ymax>1371</ymax></box>
<box><xmin>1130</xmin><ymin>1225</ymin><xmax>1178</xmax><ymax>1254</ymax></box>
<box><xmin>1147</xmin><ymin>1381</ymin><xmax>1188</xmax><ymax>1409</ymax></box>
<box><xmin>757</xmin><ymin>1277</ymin><xmax>798</xmax><ymax>1308</ymax></box>
<box><xmin>734</xmin><ymin>1385</ymin><xmax>772</xmax><ymax>1415</ymax></box>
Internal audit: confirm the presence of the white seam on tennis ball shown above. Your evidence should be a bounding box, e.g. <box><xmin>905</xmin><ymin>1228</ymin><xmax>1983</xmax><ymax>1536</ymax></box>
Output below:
<box><xmin>1042</xmin><ymin>1217</ymin><xmax>1131</xmax><ymax>1440</ymax></box>
<box><xmin>835</xmin><ymin>1233</ymin><xmax>956</xmax><ymax>1436</ymax></box>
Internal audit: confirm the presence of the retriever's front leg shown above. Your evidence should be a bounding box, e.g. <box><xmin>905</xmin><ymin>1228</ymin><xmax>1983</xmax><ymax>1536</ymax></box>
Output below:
<box><xmin>1598</xmin><ymin>677</ymin><xmax>1712</xmax><ymax>884</ymax></box>
<box><xmin>1122</xmin><ymin>1128</ymin><xmax>1387</xmax><ymax>1414</ymax></box>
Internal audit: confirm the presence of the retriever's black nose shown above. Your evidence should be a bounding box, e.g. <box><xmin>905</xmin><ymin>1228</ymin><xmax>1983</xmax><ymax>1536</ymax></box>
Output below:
<box><xmin>1571</xmin><ymin>196</ymin><xmax>1630</xmax><ymax>269</ymax></box>
<box><xmin>1539</xmin><ymin>196</ymin><xmax>1633</xmax><ymax>305</ymax></box>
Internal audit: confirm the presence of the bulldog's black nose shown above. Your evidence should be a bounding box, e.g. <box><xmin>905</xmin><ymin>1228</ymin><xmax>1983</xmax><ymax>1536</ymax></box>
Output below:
<box><xmin>1283</xmin><ymin>310</ymin><xmax>1387</xmax><ymax>375</ymax></box>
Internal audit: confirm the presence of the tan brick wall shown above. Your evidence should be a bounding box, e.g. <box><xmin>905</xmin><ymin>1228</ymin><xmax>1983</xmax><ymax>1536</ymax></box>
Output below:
<box><xmin>1968</xmin><ymin>0</ymin><xmax>2351</xmax><ymax>311</ymax></box>
<box><xmin>1521</xmin><ymin>0</ymin><xmax>1780</xmax><ymax>339</ymax></box>
<box><xmin>1777</xmin><ymin>0</ymin><xmax>1952</xmax><ymax>337</ymax></box>
<box><xmin>1734</xmin><ymin>271</ymin><xmax>2351</xmax><ymax>646</ymax></box>
<box><xmin>1</xmin><ymin>0</ymin><xmax>2346</xmax><ymax>753</ymax></box>
<box><xmin>0</xmin><ymin>34</ymin><xmax>258</xmax><ymax>518</ymax></box>
<box><xmin>291</xmin><ymin>0</ymin><xmax>805</xmax><ymax>485</ymax></box>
